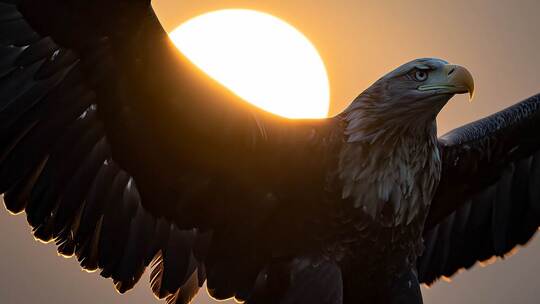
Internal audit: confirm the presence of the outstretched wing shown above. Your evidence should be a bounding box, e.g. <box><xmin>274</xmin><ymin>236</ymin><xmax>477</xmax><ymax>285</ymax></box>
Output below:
<box><xmin>418</xmin><ymin>94</ymin><xmax>540</xmax><ymax>284</ymax></box>
<box><xmin>0</xmin><ymin>3</ymin><xmax>210</xmax><ymax>303</ymax></box>
<box><xmin>0</xmin><ymin>1</ymin><xmax>344</xmax><ymax>303</ymax></box>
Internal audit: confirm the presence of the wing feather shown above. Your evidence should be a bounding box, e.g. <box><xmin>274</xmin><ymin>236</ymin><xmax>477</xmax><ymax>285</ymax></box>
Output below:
<box><xmin>0</xmin><ymin>3</ymin><xmax>206</xmax><ymax>302</ymax></box>
<box><xmin>0</xmin><ymin>1</ymin><xmax>344</xmax><ymax>303</ymax></box>
<box><xmin>419</xmin><ymin>94</ymin><xmax>540</xmax><ymax>284</ymax></box>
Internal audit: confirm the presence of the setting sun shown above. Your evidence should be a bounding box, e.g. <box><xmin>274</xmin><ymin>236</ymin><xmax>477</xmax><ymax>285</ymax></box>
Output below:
<box><xmin>169</xmin><ymin>9</ymin><xmax>330</xmax><ymax>118</ymax></box>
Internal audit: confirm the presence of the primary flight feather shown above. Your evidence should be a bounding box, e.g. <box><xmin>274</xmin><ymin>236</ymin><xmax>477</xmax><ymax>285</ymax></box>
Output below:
<box><xmin>0</xmin><ymin>1</ymin><xmax>539</xmax><ymax>304</ymax></box>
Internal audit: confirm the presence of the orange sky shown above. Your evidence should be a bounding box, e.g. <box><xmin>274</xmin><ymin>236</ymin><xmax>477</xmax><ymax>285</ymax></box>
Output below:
<box><xmin>2</xmin><ymin>1</ymin><xmax>540</xmax><ymax>303</ymax></box>
<box><xmin>154</xmin><ymin>0</ymin><xmax>540</xmax><ymax>135</ymax></box>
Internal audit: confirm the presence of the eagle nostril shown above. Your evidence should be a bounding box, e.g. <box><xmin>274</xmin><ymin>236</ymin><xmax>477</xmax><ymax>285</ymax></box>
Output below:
<box><xmin>448</xmin><ymin>67</ymin><xmax>455</xmax><ymax>76</ymax></box>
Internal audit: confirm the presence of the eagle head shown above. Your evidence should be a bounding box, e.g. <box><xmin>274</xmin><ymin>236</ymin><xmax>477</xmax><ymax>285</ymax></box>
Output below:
<box><xmin>344</xmin><ymin>58</ymin><xmax>474</xmax><ymax>142</ymax></box>
<box><xmin>378</xmin><ymin>57</ymin><xmax>474</xmax><ymax>106</ymax></box>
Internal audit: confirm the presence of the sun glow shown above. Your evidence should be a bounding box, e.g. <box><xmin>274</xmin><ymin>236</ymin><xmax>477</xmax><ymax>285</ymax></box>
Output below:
<box><xmin>169</xmin><ymin>9</ymin><xmax>330</xmax><ymax>118</ymax></box>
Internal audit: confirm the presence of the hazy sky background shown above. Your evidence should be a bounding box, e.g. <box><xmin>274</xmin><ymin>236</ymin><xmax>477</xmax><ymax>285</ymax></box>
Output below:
<box><xmin>2</xmin><ymin>0</ymin><xmax>540</xmax><ymax>303</ymax></box>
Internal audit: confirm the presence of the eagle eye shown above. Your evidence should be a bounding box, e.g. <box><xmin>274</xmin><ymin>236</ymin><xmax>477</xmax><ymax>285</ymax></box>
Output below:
<box><xmin>413</xmin><ymin>69</ymin><xmax>428</xmax><ymax>82</ymax></box>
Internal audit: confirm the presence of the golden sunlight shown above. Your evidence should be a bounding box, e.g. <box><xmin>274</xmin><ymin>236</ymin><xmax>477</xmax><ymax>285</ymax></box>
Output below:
<box><xmin>169</xmin><ymin>9</ymin><xmax>330</xmax><ymax>118</ymax></box>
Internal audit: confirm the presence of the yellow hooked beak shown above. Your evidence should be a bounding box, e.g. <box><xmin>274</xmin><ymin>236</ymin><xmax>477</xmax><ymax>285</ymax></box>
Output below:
<box><xmin>418</xmin><ymin>64</ymin><xmax>475</xmax><ymax>101</ymax></box>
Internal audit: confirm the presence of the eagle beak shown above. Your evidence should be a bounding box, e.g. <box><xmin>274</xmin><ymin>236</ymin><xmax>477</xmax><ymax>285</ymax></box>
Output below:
<box><xmin>418</xmin><ymin>64</ymin><xmax>475</xmax><ymax>101</ymax></box>
<box><xmin>445</xmin><ymin>64</ymin><xmax>475</xmax><ymax>101</ymax></box>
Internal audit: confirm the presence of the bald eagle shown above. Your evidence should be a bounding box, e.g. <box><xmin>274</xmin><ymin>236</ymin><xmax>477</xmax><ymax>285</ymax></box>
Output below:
<box><xmin>0</xmin><ymin>1</ymin><xmax>539</xmax><ymax>304</ymax></box>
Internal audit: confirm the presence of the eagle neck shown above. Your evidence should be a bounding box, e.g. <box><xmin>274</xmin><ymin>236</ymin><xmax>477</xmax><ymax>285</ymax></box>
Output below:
<box><xmin>338</xmin><ymin>105</ymin><xmax>441</xmax><ymax>226</ymax></box>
